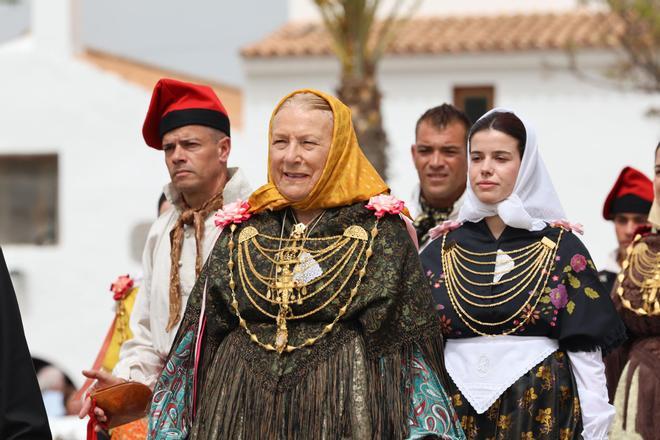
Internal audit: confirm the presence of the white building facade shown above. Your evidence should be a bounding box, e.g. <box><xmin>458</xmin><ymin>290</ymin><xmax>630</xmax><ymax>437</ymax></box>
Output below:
<box><xmin>242</xmin><ymin>0</ymin><xmax>660</xmax><ymax>269</ymax></box>
<box><xmin>0</xmin><ymin>0</ymin><xmax>167</xmax><ymax>381</ymax></box>
<box><xmin>0</xmin><ymin>0</ymin><xmax>259</xmax><ymax>387</ymax></box>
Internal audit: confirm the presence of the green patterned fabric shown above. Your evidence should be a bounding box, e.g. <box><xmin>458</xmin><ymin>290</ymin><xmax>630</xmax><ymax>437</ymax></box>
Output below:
<box><xmin>150</xmin><ymin>202</ymin><xmax>462</xmax><ymax>439</ymax></box>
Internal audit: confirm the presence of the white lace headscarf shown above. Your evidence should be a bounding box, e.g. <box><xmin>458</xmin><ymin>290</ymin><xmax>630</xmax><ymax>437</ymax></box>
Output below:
<box><xmin>457</xmin><ymin>107</ymin><xmax>566</xmax><ymax>231</ymax></box>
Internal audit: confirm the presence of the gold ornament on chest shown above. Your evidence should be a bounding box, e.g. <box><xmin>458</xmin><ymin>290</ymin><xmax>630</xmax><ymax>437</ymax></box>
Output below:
<box><xmin>617</xmin><ymin>236</ymin><xmax>660</xmax><ymax>316</ymax></box>
<box><xmin>228</xmin><ymin>218</ymin><xmax>379</xmax><ymax>354</ymax></box>
<box><xmin>441</xmin><ymin>230</ymin><xmax>563</xmax><ymax>336</ymax></box>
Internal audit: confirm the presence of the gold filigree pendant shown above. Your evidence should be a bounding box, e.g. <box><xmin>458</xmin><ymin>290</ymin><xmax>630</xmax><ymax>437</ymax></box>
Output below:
<box><xmin>275</xmin><ymin>313</ymin><xmax>288</xmax><ymax>354</ymax></box>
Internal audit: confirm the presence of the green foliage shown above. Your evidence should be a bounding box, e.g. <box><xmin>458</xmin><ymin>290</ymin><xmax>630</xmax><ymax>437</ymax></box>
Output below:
<box><xmin>580</xmin><ymin>0</ymin><xmax>659</xmax><ymax>92</ymax></box>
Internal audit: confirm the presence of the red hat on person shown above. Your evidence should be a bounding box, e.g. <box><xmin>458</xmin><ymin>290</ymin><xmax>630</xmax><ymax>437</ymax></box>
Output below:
<box><xmin>142</xmin><ymin>78</ymin><xmax>230</xmax><ymax>149</ymax></box>
<box><xmin>602</xmin><ymin>166</ymin><xmax>654</xmax><ymax>220</ymax></box>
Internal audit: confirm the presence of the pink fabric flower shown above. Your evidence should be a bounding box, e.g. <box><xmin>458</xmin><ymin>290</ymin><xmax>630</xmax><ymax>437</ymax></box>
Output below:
<box><xmin>551</xmin><ymin>219</ymin><xmax>584</xmax><ymax>235</ymax></box>
<box><xmin>428</xmin><ymin>220</ymin><xmax>462</xmax><ymax>240</ymax></box>
<box><xmin>214</xmin><ymin>199</ymin><xmax>251</xmax><ymax>228</ymax></box>
<box><xmin>365</xmin><ymin>194</ymin><xmax>405</xmax><ymax>218</ymax></box>
<box><xmin>110</xmin><ymin>274</ymin><xmax>134</xmax><ymax>301</ymax></box>
<box><xmin>570</xmin><ymin>254</ymin><xmax>587</xmax><ymax>273</ymax></box>
<box><xmin>549</xmin><ymin>284</ymin><xmax>569</xmax><ymax>309</ymax></box>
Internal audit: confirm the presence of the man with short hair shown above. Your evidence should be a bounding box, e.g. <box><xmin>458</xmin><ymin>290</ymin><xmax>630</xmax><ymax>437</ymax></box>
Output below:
<box><xmin>410</xmin><ymin>104</ymin><xmax>471</xmax><ymax>247</ymax></box>
<box><xmin>80</xmin><ymin>78</ymin><xmax>252</xmax><ymax>428</ymax></box>
<box><xmin>599</xmin><ymin>166</ymin><xmax>653</xmax><ymax>294</ymax></box>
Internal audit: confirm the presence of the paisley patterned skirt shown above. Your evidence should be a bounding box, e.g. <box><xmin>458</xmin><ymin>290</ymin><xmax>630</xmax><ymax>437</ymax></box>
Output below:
<box><xmin>407</xmin><ymin>347</ymin><xmax>465</xmax><ymax>439</ymax></box>
<box><xmin>149</xmin><ymin>329</ymin><xmax>465</xmax><ymax>439</ymax></box>
<box><xmin>447</xmin><ymin>351</ymin><xmax>583</xmax><ymax>440</ymax></box>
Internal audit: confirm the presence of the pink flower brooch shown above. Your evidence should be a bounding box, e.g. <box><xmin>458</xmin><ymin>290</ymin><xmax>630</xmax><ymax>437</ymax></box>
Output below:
<box><xmin>365</xmin><ymin>194</ymin><xmax>405</xmax><ymax>218</ymax></box>
<box><xmin>428</xmin><ymin>220</ymin><xmax>462</xmax><ymax>240</ymax></box>
<box><xmin>550</xmin><ymin>219</ymin><xmax>584</xmax><ymax>235</ymax></box>
<box><xmin>110</xmin><ymin>274</ymin><xmax>134</xmax><ymax>301</ymax></box>
<box><xmin>214</xmin><ymin>199</ymin><xmax>252</xmax><ymax>228</ymax></box>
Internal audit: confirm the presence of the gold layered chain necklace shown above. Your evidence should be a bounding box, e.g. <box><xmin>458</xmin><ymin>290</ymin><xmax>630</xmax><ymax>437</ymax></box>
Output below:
<box><xmin>441</xmin><ymin>230</ymin><xmax>563</xmax><ymax>336</ymax></box>
<box><xmin>226</xmin><ymin>213</ymin><xmax>379</xmax><ymax>354</ymax></box>
<box><xmin>617</xmin><ymin>233</ymin><xmax>660</xmax><ymax>316</ymax></box>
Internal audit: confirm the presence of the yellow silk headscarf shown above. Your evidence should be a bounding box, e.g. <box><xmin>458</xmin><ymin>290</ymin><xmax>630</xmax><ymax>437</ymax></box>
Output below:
<box><xmin>248</xmin><ymin>89</ymin><xmax>389</xmax><ymax>213</ymax></box>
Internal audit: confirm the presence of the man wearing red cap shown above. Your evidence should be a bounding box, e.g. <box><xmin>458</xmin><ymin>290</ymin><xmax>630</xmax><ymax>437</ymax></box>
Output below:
<box><xmin>599</xmin><ymin>166</ymin><xmax>654</xmax><ymax>295</ymax></box>
<box><xmin>80</xmin><ymin>78</ymin><xmax>252</xmax><ymax>430</ymax></box>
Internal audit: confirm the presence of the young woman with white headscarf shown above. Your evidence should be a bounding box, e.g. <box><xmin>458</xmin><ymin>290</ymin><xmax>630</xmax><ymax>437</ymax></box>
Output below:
<box><xmin>419</xmin><ymin>108</ymin><xmax>625</xmax><ymax>439</ymax></box>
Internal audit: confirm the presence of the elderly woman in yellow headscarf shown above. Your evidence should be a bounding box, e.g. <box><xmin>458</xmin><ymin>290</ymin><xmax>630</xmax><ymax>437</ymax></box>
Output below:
<box><xmin>147</xmin><ymin>90</ymin><xmax>465</xmax><ymax>439</ymax></box>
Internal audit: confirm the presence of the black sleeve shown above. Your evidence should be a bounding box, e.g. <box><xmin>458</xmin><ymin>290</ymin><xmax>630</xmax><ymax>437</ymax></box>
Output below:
<box><xmin>554</xmin><ymin>234</ymin><xmax>627</xmax><ymax>354</ymax></box>
<box><xmin>0</xmin><ymin>249</ymin><xmax>51</xmax><ymax>440</ymax></box>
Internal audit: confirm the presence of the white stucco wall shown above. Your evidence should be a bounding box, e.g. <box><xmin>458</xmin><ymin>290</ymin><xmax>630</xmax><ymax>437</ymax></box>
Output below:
<box><xmin>287</xmin><ymin>0</ymin><xmax>587</xmax><ymax>22</ymax></box>
<box><xmin>0</xmin><ymin>0</ymin><xmax>253</xmax><ymax>386</ymax></box>
<box><xmin>243</xmin><ymin>51</ymin><xmax>660</xmax><ymax>270</ymax></box>
<box><xmin>0</xmin><ymin>35</ymin><xmax>171</xmax><ymax>382</ymax></box>
<box><xmin>0</xmin><ymin>40</ymin><xmax>252</xmax><ymax>386</ymax></box>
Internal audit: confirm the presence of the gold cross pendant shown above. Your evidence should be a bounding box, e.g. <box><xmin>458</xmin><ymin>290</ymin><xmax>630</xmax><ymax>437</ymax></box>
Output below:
<box><xmin>275</xmin><ymin>266</ymin><xmax>295</xmax><ymax>303</ymax></box>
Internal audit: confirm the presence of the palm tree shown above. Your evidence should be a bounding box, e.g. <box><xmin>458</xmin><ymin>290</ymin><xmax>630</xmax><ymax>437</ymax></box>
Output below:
<box><xmin>314</xmin><ymin>0</ymin><xmax>420</xmax><ymax>179</ymax></box>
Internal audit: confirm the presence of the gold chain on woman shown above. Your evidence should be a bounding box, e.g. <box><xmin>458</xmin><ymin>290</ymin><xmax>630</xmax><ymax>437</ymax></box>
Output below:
<box><xmin>617</xmin><ymin>233</ymin><xmax>660</xmax><ymax>316</ymax></box>
<box><xmin>441</xmin><ymin>230</ymin><xmax>563</xmax><ymax>336</ymax></box>
<box><xmin>225</xmin><ymin>219</ymin><xmax>379</xmax><ymax>354</ymax></box>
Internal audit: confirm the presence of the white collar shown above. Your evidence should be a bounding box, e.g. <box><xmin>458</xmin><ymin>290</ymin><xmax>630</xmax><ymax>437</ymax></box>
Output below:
<box><xmin>163</xmin><ymin>167</ymin><xmax>250</xmax><ymax>212</ymax></box>
<box><xmin>409</xmin><ymin>184</ymin><xmax>466</xmax><ymax>221</ymax></box>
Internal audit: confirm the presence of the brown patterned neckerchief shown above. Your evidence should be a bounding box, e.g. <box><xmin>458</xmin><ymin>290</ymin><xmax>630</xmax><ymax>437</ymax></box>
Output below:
<box><xmin>412</xmin><ymin>194</ymin><xmax>453</xmax><ymax>247</ymax></box>
<box><xmin>166</xmin><ymin>190</ymin><xmax>225</xmax><ymax>332</ymax></box>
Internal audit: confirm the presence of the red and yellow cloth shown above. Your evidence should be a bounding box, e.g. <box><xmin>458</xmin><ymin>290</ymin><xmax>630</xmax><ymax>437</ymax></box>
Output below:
<box><xmin>82</xmin><ymin>276</ymin><xmax>147</xmax><ymax>440</ymax></box>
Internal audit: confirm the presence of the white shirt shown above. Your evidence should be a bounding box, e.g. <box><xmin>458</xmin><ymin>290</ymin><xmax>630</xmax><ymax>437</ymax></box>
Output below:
<box><xmin>113</xmin><ymin>167</ymin><xmax>252</xmax><ymax>388</ymax></box>
<box><xmin>600</xmin><ymin>249</ymin><xmax>620</xmax><ymax>275</ymax></box>
<box><xmin>407</xmin><ymin>184</ymin><xmax>464</xmax><ymax>221</ymax></box>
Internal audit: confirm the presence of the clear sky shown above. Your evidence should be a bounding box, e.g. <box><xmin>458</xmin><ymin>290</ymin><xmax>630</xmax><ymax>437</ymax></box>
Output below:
<box><xmin>0</xmin><ymin>0</ymin><xmax>289</xmax><ymax>87</ymax></box>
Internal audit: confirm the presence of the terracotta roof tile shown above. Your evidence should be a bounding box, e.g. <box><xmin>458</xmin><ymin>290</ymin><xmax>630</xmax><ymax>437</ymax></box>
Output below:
<box><xmin>241</xmin><ymin>11</ymin><xmax>620</xmax><ymax>58</ymax></box>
